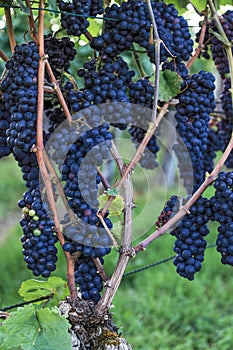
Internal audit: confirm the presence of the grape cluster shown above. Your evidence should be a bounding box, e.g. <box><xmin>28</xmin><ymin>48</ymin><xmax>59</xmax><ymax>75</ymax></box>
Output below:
<box><xmin>156</xmin><ymin>195</ymin><xmax>178</xmax><ymax>229</ymax></box>
<box><xmin>58</xmin><ymin>0</ymin><xmax>103</xmax><ymax>37</ymax></box>
<box><xmin>0</xmin><ymin>96</ymin><xmax>11</xmax><ymax>158</ymax></box>
<box><xmin>18</xmin><ymin>190</ymin><xmax>58</xmax><ymax>277</ymax></box>
<box><xmin>44</xmin><ymin>34</ymin><xmax>76</xmax><ymax>79</ymax></box>
<box><xmin>210</xmin><ymin>171</ymin><xmax>233</xmax><ymax>266</ymax></box>
<box><xmin>196</xmin><ymin>10</ymin><xmax>233</xmax><ymax>78</ymax></box>
<box><xmin>78</xmin><ymin>57</ymin><xmax>134</xmax><ymax>105</ymax></box>
<box><xmin>171</xmin><ymin>197</ymin><xmax>210</xmax><ymax>280</ymax></box>
<box><xmin>0</xmin><ymin>42</ymin><xmax>58</xmax><ymax>277</ymax></box>
<box><xmin>91</xmin><ymin>0</ymin><xmax>193</xmax><ymax>65</ymax></box>
<box><xmin>174</xmin><ymin>70</ymin><xmax>216</xmax><ymax>192</ymax></box>
<box><xmin>128</xmin><ymin>125</ymin><xmax>159</xmax><ymax>169</ymax></box>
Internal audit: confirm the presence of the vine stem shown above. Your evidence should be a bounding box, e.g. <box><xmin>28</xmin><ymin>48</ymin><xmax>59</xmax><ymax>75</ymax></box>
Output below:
<box><xmin>95</xmin><ymin>172</ymin><xmax>133</xmax><ymax>317</ymax></box>
<box><xmin>99</xmin><ymin>102</ymin><xmax>169</xmax><ymax>220</ymax></box>
<box><xmin>134</xmin><ymin>134</ymin><xmax>233</xmax><ymax>253</ymax></box>
<box><xmin>24</xmin><ymin>0</ymin><xmax>73</xmax><ymax>125</ymax></box>
<box><xmin>146</xmin><ymin>0</ymin><xmax>161</xmax><ymax>123</ymax></box>
<box><xmin>25</xmin><ymin>0</ymin><xmax>38</xmax><ymax>43</ymax></box>
<box><xmin>35</xmin><ymin>0</ymin><xmax>77</xmax><ymax>300</ymax></box>
<box><xmin>4</xmin><ymin>7</ymin><xmax>16</xmax><ymax>52</ymax></box>
<box><xmin>186</xmin><ymin>10</ymin><xmax>208</xmax><ymax>70</ymax></box>
<box><xmin>0</xmin><ymin>50</ymin><xmax>8</xmax><ymax>62</ymax></box>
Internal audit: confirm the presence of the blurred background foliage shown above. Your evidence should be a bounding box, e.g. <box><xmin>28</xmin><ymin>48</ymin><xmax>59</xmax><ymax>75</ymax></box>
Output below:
<box><xmin>0</xmin><ymin>1</ymin><xmax>233</xmax><ymax>349</ymax></box>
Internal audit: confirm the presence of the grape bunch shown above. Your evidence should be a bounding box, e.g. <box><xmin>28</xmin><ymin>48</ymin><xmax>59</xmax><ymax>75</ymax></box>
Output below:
<box><xmin>0</xmin><ymin>42</ymin><xmax>58</xmax><ymax>277</ymax></box>
<box><xmin>58</xmin><ymin>0</ymin><xmax>103</xmax><ymax>37</ymax></box>
<box><xmin>174</xmin><ymin>70</ymin><xmax>216</xmax><ymax>192</ymax></box>
<box><xmin>44</xmin><ymin>34</ymin><xmax>77</xmax><ymax>79</ymax></box>
<box><xmin>171</xmin><ymin>197</ymin><xmax>210</xmax><ymax>280</ymax></box>
<box><xmin>210</xmin><ymin>171</ymin><xmax>233</xmax><ymax>266</ymax></box>
<box><xmin>91</xmin><ymin>0</ymin><xmax>193</xmax><ymax>66</ymax></box>
<box><xmin>156</xmin><ymin>195</ymin><xmax>178</xmax><ymax>229</ymax></box>
<box><xmin>196</xmin><ymin>10</ymin><xmax>233</xmax><ymax>78</ymax></box>
<box><xmin>0</xmin><ymin>96</ymin><xmax>11</xmax><ymax>158</ymax></box>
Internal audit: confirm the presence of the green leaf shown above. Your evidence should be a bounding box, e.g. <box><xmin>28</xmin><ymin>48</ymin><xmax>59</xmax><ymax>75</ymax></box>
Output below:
<box><xmin>1</xmin><ymin>305</ymin><xmax>72</xmax><ymax>350</ymax></box>
<box><xmin>47</xmin><ymin>0</ymin><xmax>58</xmax><ymax>15</ymax></box>
<box><xmin>99</xmin><ymin>193</ymin><xmax>124</xmax><ymax>217</ymax></box>
<box><xmin>208</xmin><ymin>28</ymin><xmax>230</xmax><ymax>46</ymax></box>
<box><xmin>18</xmin><ymin>277</ymin><xmax>69</xmax><ymax>307</ymax></box>
<box><xmin>106</xmin><ymin>188</ymin><xmax>118</xmax><ymax>197</ymax></box>
<box><xmin>189</xmin><ymin>0</ymin><xmax>207</xmax><ymax>14</ymax></box>
<box><xmin>164</xmin><ymin>0</ymin><xmax>189</xmax><ymax>14</ymax></box>
<box><xmin>80</xmin><ymin>18</ymin><xmax>102</xmax><ymax>42</ymax></box>
<box><xmin>16</xmin><ymin>0</ymin><xmax>30</xmax><ymax>14</ymax></box>
<box><xmin>158</xmin><ymin>70</ymin><xmax>182</xmax><ymax>102</ymax></box>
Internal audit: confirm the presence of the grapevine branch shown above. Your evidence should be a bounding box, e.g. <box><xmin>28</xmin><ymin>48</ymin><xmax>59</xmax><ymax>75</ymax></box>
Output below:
<box><xmin>4</xmin><ymin>7</ymin><xmax>16</xmax><ymax>52</ymax></box>
<box><xmin>134</xmin><ymin>133</ymin><xmax>233</xmax><ymax>253</ymax></box>
<box><xmin>146</xmin><ymin>0</ymin><xmax>161</xmax><ymax>123</ymax></box>
<box><xmin>25</xmin><ymin>0</ymin><xmax>38</xmax><ymax>43</ymax></box>
<box><xmin>24</xmin><ymin>0</ymin><xmax>73</xmax><ymax>125</ymax></box>
<box><xmin>0</xmin><ymin>50</ymin><xmax>8</xmax><ymax>62</ymax></box>
<box><xmin>35</xmin><ymin>0</ymin><xmax>77</xmax><ymax>300</ymax></box>
<box><xmin>186</xmin><ymin>9</ymin><xmax>208</xmax><ymax>69</ymax></box>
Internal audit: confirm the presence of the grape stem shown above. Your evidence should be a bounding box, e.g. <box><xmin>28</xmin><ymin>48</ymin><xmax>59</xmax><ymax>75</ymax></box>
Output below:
<box><xmin>4</xmin><ymin>7</ymin><xmax>16</xmax><ymax>53</ymax></box>
<box><xmin>146</xmin><ymin>0</ymin><xmax>161</xmax><ymax>123</ymax></box>
<box><xmin>132</xmin><ymin>44</ymin><xmax>146</xmax><ymax>77</ymax></box>
<box><xmin>134</xmin><ymin>134</ymin><xmax>233</xmax><ymax>253</ymax></box>
<box><xmin>0</xmin><ymin>50</ymin><xmax>8</xmax><ymax>62</ymax></box>
<box><xmin>25</xmin><ymin>0</ymin><xmax>39</xmax><ymax>44</ymax></box>
<box><xmin>186</xmin><ymin>9</ymin><xmax>208</xmax><ymax>69</ymax></box>
<box><xmin>35</xmin><ymin>0</ymin><xmax>77</xmax><ymax>301</ymax></box>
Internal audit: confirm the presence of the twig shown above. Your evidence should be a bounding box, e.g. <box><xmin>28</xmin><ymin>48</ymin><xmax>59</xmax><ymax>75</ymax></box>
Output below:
<box><xmin>84</xmin><ymin>31</ymin><xmax>93</xmax><ymax>41</ymax></box>
<box><xmin>43</xmin><ymin>149</ymin><xmax>77</xmax><ymax>221</ymax></box>
<box><xmin>99</xmin><ymin>102</ymin><xmax>169</xmax><ymax>220</ymax></box>
<box><xmin>35</xmin><ymin>0</ymin><xmax>77</xmax><ymax>300</ymax></box>
<box><xmin>25</xmin><ymin>0</ymin><xmax>38</xmax><ymax>43</ymax></box>
<box><xmin>45</xmin><ymin>61</ymin><xmax>73</xmax><ymax>125</ymax></box>
<box><xmin>146</xmin><ymin>0</ymin><xmax>161</xmax><ymax>123</ymax></box>
<box><xmin>97</xmin><ymin>211</ymin><xmax>118</xmax><ymax>247</ymax></box>
<box><xmin>132</xmin><ymin>44</ymin><xmax>146</xmax><ymax>77</ymax></box>
<box><xmin>97</xmin><ymin>167</ymin><xmax>111</xmax><ymax>190</ymax></box>
<box><xmin>93</xmin><ymin>258</ymin><xmax>109</xmax><ymax>282</ymax></box>
<box><xmin>4</xmin><ymin>7</ymin><xmax>16</xmax><ymax>52</ymax></box>
<box><xmin>0</xmin><ymin>50</ymin><xmax>8</xmax><ymax>62</ymax></box>
<box><xmin>186</xmin><ymin>10</ymin><xmax>208</xmax><ymax>70</ymax></box>
<box><xmin>134</xmin><ymin>134</ymin><xmax>233</xmax><ymax>253</ymax></box>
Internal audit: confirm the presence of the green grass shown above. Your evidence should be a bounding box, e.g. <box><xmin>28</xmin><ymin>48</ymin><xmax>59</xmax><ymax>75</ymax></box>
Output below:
<box><xmin>0</xmin><ymin>156</ymin><xmax>25</xmax><ymax>219</ymax></box>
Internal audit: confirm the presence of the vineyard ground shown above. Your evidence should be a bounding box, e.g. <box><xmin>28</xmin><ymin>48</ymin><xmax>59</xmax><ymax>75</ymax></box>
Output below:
<box><xmin>1</xmin><ymin>158</ymin><xmax>233</xmax><ymax>349</ymax></box>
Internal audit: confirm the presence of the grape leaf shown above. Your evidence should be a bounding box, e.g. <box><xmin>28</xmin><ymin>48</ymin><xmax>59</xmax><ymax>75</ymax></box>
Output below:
<box><xmin>18</xmin><ymin>277</ymin><xmax>69</xmax><ymax>306</ymax></box>
<box><xmin>158</xmin><ymin>70</ymin><xmax>182</xmax><ymax>102</ymax></box>
<box><xmin>48</xmin><ymin>0</ymin><xmax>58</xmax><ymax>15</ymax></box>
<box><xmin>106</xmin><ymin>188</ymin><xmax>118</xmax><ymax>197</ymax></box>
<box><xmin>0</xmin><ymin>305</ymin><xmax>72</xmax><ymax>350</ymax></box>
<box><xmin>164</xmin><ymin>0</ymin><xmax>189</xmax><ymax>14</ymax></box>
<box><xmin>80</xmin><ymin>18</ymin><xmax>102</xmax><ymax>42</ymax></box>
<box><xmin>99</xmin><ymin>193</ymin><xmax>124</xmax><ymax>217</ymax></box>
<box><xmin>189</xmin><ymin>0</ymin><xmax>207</xmax><ymax>14</ymax></box>
<box><xmin>16</xmin><ymin>0</ymin><xmax>30</xmax><ymax>14</ymax></box>
<box><xmin>209</xmin><ymin>28</ymin><xmax>230</xmax><ymax>46</ymax></box>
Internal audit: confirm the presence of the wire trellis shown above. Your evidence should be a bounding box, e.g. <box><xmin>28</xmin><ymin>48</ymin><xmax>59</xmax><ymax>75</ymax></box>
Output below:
<box><xmin>0</xmin><ymin>244</ymin><xmax>217</xmax><ymax>312</ymax></box>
